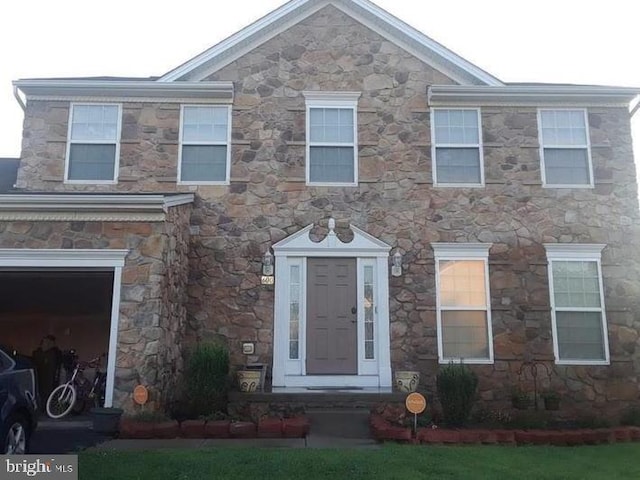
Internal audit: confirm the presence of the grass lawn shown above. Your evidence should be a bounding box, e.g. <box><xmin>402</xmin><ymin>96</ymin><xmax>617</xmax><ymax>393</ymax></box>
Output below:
<box><xmin>80</xmin><ymin>443</ymin><xmax>640</xmax><ymax>480</ymax></box>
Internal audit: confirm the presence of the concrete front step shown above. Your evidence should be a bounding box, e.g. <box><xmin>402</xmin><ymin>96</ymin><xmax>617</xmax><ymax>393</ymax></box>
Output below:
<box><xmin>229</xmin><ymin>391</ymin><xmax>406</xmax><ymax>409</ymax></box>
<box><xmin>306</xmin><ymin>409</ymin><xmax>372</xmax><ymax>439</ymax></box>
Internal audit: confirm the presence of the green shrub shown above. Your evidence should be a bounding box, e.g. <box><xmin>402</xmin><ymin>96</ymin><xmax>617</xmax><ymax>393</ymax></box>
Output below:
<box><xmin>621</xmin><ymin>406</ymin><xmax>640</xmax><ymax>426</ymax></box>
<box><xmin>436</xmin><ymin>363</ymin><xmax>478</xmax><ymax>427</ymax></box>
<box><xmin>184</xmin><ymin>342</ymin><xmax>230</xmax><ymax>418</ymax></box>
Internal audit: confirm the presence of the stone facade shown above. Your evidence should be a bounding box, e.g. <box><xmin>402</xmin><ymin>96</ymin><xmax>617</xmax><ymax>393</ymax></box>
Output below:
<box><xmin>8</xmin><ymin>5</ymin><xmax>640</xmax><ymax>417</ymax></box>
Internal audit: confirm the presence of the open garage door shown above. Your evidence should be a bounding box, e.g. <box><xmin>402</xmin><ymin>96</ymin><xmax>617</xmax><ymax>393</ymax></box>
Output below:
<box><xmin>0</xmin><ymin>270</ymin><xmax>113</xmax><ymax>408</ymax></box>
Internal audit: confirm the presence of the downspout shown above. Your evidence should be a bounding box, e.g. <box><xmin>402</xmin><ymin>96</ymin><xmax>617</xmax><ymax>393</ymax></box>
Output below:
<box><xmin>13</xmin><ymin>84</ymin><xmax>26</xmax><ymax>111</ymax></box>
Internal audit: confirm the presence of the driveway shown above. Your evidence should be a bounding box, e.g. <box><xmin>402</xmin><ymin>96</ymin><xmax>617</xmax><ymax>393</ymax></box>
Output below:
<box><xmin>30</xmin><ymin>416</ymin><xmax>111</xmax><ymax>454</ymax></box>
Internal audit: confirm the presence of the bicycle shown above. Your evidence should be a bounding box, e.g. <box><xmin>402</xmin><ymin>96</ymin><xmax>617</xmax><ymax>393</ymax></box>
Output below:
<box><xmin>45</xmin><ymin>350</ymin><xmax>106</xmax><ymax>419</ymax></box>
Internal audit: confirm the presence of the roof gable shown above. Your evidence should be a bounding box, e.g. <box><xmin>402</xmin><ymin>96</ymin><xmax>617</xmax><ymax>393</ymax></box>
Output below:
<box><xmin>158</xmin><ymin>0</ymin><xmax>502</xmax><ymax>86</ymax></box>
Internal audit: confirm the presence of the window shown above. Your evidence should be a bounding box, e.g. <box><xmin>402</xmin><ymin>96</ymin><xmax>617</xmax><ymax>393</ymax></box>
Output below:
<box><xmin>363</xmin><ymin>264</ymin><xmax>375</xmax><ymax>360</ymax></box>
<box><xmin>179</xmin><ymin>105</ymin><xmax>231</xmax><ymax>184</ymax></box>
<box><xmin>432</xmin><ymin>243</ymin><xmax>493</xmax><ymax>363</ymax></box>
<box><xmin>545</xmin><ymin>244</ymin><xmax>609</xmax><ymax>364</ymax></box>
<box><xmin>304</xmin><ymin>92</ymin><xmax>360</xmax><ymax>185</ymax></box>
<box><xmin>538</xmin><ymin>109</ymin><xmax>593</xmax><ymax>187</ymax></box>
<box><xmin>432</xmin><ymin>108</ymin><xmax>483</xmax><ymax>186</ymax></box>
<box><xmin>289</xmin><ymin>263</ymin><xmax>302</xmax><ymax>360</ymax></box>
<box><xmin>65</xmin><ymin>103</ymin><xmax>121</xmax><ymax>183</ymax></box>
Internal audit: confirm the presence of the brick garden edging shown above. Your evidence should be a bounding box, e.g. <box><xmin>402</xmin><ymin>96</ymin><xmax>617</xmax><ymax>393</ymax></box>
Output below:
<box><xmin>370</xmin><ymin>414</ymin><xmax>640</xmax><ymax>446</ymax></box>
<box><xmin>119</xmin><ymin>416</ymin><xmax>310</xmax><ymax>440</ymax></box>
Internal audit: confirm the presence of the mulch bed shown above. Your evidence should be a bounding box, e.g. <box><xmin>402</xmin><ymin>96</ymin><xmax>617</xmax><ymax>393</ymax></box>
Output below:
<box><xmin>370</xmin><ymin>413</ymin><xmax>640</xmax><ymax>446</ymax></box>
<box><xmin>119</xmin><ymin>416</ymin><xmax>310</xmax><ymax>439</ymax></box>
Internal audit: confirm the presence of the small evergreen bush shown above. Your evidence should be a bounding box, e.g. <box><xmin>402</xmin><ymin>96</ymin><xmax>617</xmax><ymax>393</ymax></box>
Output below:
<box><xmin>621</xmin><ymin>406</ymin><xmax>640</xmax><ymax>426</ymax></box>
<box><xmin>436</xmin><ymin>363</ymin><xmax>478</xmax><ymax>427</ymax></box>
<box><xmin>184</xmin><ymin>342</ymin><xmax>230</xmax><ymax>418</ymax></box>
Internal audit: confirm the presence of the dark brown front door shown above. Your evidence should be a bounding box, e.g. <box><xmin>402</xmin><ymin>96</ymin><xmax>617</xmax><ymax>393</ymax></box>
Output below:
<box><xmin>306</xmin><ymin>258</ymin><xmax>357</xmax><ymax>375</ymax></box>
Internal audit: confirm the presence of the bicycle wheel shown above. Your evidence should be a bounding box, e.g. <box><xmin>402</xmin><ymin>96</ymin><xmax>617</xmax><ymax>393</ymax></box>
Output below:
<box><xmin>46</xmin><ymin>384</ymin><xmax>77</xmax><ymax>419</ymax></box>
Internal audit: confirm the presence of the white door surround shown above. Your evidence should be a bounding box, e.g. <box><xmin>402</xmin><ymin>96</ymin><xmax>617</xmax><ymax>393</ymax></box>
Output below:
<box><xmin>271</xmin><ymin>219</ymin><xmax>392</xmax><ymax>388</ymax></box>
<box><xmin>0</xmin><ymin>249</ymin><xmax>128</xmax><ymax>407</ymax></box>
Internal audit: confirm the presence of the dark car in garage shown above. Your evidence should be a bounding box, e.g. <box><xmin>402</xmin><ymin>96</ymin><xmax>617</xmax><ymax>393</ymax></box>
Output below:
<box><xmin>0</xmin><ymin>346</ymin><xmax>38</xmax><ymax>454</ymax></box>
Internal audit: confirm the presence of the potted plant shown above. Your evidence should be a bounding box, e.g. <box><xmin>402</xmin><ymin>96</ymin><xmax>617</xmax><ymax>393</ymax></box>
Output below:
<box><xmin>511</xmin><ymin>387</ymin><xmax>531</xmax><ymax>410</ymax></box>
<box><xmin>394</xmin><ymin>367</ymin><xmax>420</xmax><ymax>393</ymax></box>
<box><xmin>542</xmin><ymin>390</ymin><xmax>560</xmax><ymax>411</ymax></box>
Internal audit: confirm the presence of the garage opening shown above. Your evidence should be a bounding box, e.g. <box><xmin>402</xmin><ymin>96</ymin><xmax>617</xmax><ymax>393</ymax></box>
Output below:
<box><xmin>0</xmin><ymin>269</ymin><xmax>114</xmax><ymax>408</ymax></box>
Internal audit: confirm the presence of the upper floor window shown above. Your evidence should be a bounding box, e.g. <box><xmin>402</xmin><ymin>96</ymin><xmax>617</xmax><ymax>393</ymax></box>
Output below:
<box><xmin>432</xmin><ymin>108</ymin><xmax>484</xmax><ymax>187</ymax></box>
<box><xmin>304</xmin><ymin>92</ymin><xmax>360</xmax><ymax>186</ymax></box>
<box><xmin>432</xmin><ymin>243</ymin><xmax>494</xmax><ymax>364</ymax></box>
<box><xmin>544</xmin><ymin>244</ymin><xmax>609</xmax><ymax>365</ymax></box>
<box><xmin>65</xmin><ymin>103</ymin><xmax>121</xmax><ymax>183</ymax></box>
<box><xmin>179</xmin><ymin>105</ymin><xmax>231</xmax><ymax>184</ymax></box>
<box><xmin>538</xmin><ymin>109</ymin><xmax>593</xmax><ymax>187</ymax></box>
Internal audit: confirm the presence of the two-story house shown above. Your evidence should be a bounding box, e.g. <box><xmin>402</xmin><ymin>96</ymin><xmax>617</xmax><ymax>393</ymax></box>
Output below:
<box><xmin>2</xmin><ymin>0</ymin><xmax>639</xmax><ymax>417</ymax></box>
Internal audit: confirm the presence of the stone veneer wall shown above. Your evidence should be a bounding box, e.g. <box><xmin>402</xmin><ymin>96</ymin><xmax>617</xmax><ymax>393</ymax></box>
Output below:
<box><xmin>11</xmin><ymin>5</ymin><xmax>640</xmax><ymax>417</ymax></box>
<box><xmin>0</xmin><ymin>206</ymin><xmax>191</xmax><ymax>412</ymax></box>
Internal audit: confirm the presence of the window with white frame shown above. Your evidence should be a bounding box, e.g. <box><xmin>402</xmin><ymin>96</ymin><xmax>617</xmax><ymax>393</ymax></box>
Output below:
<box><xmin>432</xmin><ymin>243</ymin><xmax>493</xmax><ymax>363</ymax></box>
<box><xmin>538</xmin><ymin>109</ymin><xmax>592</xmax><ymax>187</ymax></box>
<box><xmin>304</xmin><ymin>92</ymin><xmax>360</xmax><ymax>185</ymax></box>
<box><xmin>179</xmin><ymin>105</ymin><xmax>231</xmax><ymax>184</ymax></box>
<box><xmin>432</xmin><ymin>109</ymin><xmax>483</xmax><ymax>186</ymax></box>
<box><xmin>289</xmin><ymin>264</ymin><xmax>302</xmax><ymax>360</ymax></box>
<box><xmin>544</xmin><ymin>244</ymin><xmax>609</xmax><ymax>364</ymax></box>
<box><xmin>363</xmin><ymin>264</ymin><xmax>375</xmax><ymax>360</ymax></box>
<box><xmin>66</xmin><ymin>103</ymin><xmax>121</xmax><ymax>182</ymax></box>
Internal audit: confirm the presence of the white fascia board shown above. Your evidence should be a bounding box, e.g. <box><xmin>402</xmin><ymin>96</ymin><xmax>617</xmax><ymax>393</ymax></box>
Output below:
<box><xmin>346</xmin><ymin>0</ymin><xmax>502</xmax><ymax>86</ymax></box>
<box><xmin>0</xmin><ymin>194</ymin><xmax>194</xmax><ymax>213</ymax></box>
<box><xmin>543</xmin><ymin>243</ymin><xmax>606</xmax><ymax>260</ymax></box>
<box><xmin>428</xmin><ymin>85</ymin><xmax>640</xmax><ymax>107</ymax></box>
<box><xmin>159</xmin><ymin>0</ymin><xmax>312</xmax><ymax>82</ymax></box>
<box><xmin>431</xmin><ymin>242</ymin><xmax>493</xmax><ymax>258</ymax></box>
<box><xmin>0</xmin><ymin>249</ymin><xmax>129</xmax><ymax>268</ymax></box>
<box><xmin>159</xmin><ymin>0</ymin><xmax>502</xmax><ymax>86</ymax></box>
<box><xmin>13</xmin><ymin>80</ymin><xmax>234</xmax><ymax>103</ymax></box>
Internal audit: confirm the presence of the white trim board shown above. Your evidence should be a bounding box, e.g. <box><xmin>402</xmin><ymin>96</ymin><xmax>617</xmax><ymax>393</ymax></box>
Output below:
<box><xmin>0</xmin><ymin>249</ymin><xmax>129</xmax><ymax>408</ymax></box>
<box><xmin>158</xmin><ymin>0</ymin><xmax>502</xmax><ymax>86</ymax></box>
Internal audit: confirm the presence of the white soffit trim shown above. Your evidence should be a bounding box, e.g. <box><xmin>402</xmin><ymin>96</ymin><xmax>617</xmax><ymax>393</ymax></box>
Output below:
<box><xmin>13</xmin><ymin>80</ymin><xmax>234</xmax><ymax>103</ymax></box>
<box><xmin>543</xmin><ymin>243</ymin><xmax>606</xmax><ymax>260</ymax></box>
<box><xmin>0</xmin><ymin>249</ymin><xmax>128</xmax><ymax>268</ymax></box>
<box><xmin>0</xmin><ymin>194</ymin><xmax>194</xmax><ymax>222</ymax></box>
<box><xmin>158</xmin><ymin>0</ymin><xmax>502</xmax><ymax>86</ymax></box>
<box><xmin>431</xmin><ymin>242</ymin><xmax>493</xmax><ymax>258</ymax></box>
<box><xmin>428</xmin><ymin>85</ymin><xmax>640</xmax><ymax>107</ymax></box>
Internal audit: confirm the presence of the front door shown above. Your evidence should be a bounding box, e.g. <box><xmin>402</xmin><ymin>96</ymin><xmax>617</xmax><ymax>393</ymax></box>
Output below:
<box><xmin>306</xmin><ymin>258</ymin><xmax>357</xmax><ymax>374</ymax></box>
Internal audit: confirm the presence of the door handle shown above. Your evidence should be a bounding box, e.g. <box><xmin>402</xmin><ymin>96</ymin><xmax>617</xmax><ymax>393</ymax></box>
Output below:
<box><xmin>351</xmin><ymin>306</ymin><xmax>357</xmax><ymax>314</ymax></box>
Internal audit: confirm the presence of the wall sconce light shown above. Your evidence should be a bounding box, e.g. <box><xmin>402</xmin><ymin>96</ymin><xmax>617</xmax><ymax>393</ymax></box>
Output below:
<box><xmin>391</xmin><ymin>251</ymin><xmax>402</xmax><ymax>277</ymax></box>
<box><xmin>262</xmin><ymin>250</ymin><xmax>274</xmax><ymax>276</ymax></box>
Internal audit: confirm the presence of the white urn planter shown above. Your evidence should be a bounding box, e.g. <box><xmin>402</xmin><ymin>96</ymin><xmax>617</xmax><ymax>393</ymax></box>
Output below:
<box><xmin>237</xmin><ymin>370</ymin><xmax>261</xmax><ymax>392</ymax></box>
<box><xmin>394</xmin><ymin>371</ymin><xmax>420</xmax><ymax>392</ymax></box>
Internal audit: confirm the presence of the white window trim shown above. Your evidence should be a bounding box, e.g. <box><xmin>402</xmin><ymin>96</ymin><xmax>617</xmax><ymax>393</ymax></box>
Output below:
<box><xmin>303</xmin><ymin>91</ymin><xmax>360</xmax><ymax>187</ymax></box>
<box><xmin>64</xmin><ymin>103</ymin><xmax>122</xmax><ymax>185</ymax></box>
<box><xmin>432</xmin><ymin>243</ymin><xmax>494</xmax><ymax>364</ymax></box>
<box><xmin>544</xmin><ymin>243</ymin><xmax>610</xmax><ymax>365</ymax></box>
<box><xmin>431</xmin><ymin>107</ymin><xmax>485</xmax><ymax>188</ymax></box>
<box><xmin>537</xmin><ymin>108</ymin><xmax>594</xmax><ymax>189</ymax></box>
<box><xmin>178</xmin><ymin>104</ymin><xmax>232</xmax><ymax>186</ymax></box>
